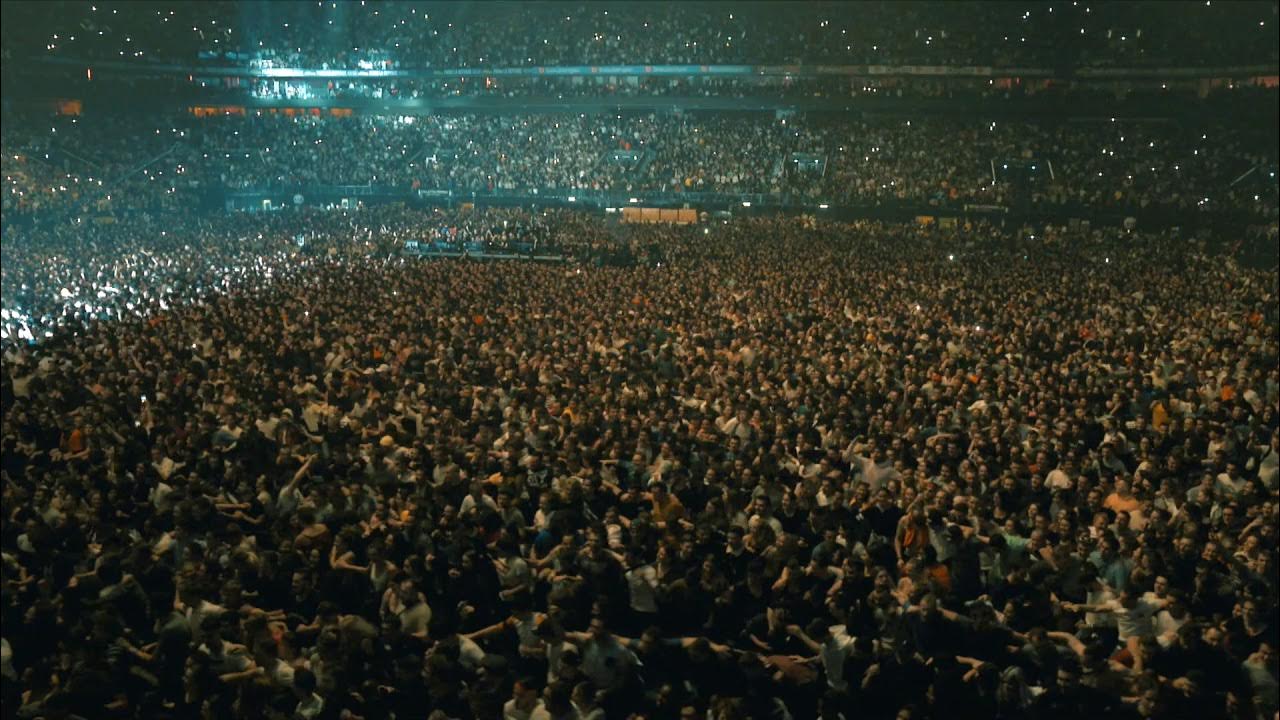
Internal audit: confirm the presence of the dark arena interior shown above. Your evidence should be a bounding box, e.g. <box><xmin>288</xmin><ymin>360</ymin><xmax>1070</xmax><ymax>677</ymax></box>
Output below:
<box><xmin>1</xmin><ymin>2</ymin><xmax>1278</xmax><ymax>719</ymax></box>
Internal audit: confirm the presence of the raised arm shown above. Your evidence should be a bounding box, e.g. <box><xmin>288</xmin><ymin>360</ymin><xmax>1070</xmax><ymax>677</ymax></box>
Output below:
<box><xmin>1046</xmin><ymin>630</ymin><xmax>1087</xmax><ymax>657</ymax></box>
<box><xmin>330</xmin><ymin>546</ymin><xmax>368</xmax><ymax>574</ymax></box>
<box><xmin>286</xmin><ymin>455</ymin><xmax>318</xmax><ymax>490</ymax></box>
<box><xmin>463</xmin><ymin>617</ymin><xmax>512</xmax><ymax>642</ymax></box>
<box><xmin>1061</xmin><ymin>601</ymin><xmax>1116</xmax><ymax>614</ymax></box>
<box><xmin>784</xmin><ymin>624</ymin><xmax>823</xmax><ymax>655</ymax></box>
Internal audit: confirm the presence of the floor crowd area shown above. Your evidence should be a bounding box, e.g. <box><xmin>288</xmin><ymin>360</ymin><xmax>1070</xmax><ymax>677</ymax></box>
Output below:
<box><xmin>1</xmin><ymin>211</ymin><xmax>1277</xmax><ymax>719</ymax></box>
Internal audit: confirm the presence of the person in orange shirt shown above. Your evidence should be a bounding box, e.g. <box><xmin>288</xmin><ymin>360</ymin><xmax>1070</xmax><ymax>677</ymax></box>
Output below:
<box><xmin>647</xmin><ymin>482</ymin><xmax>686</xmax><ymax>530</ymax></box>
<box><xmin>1150</xmin><ymin>398</ymin><xmax>1169</xmax><ymax>431</ymax></box>
<box><xmin>895</xmin><ymin>505</ymin><xmax>931</xmax><ymax>565</ymax></box>
<box><xmin>62</xmin><ymin>428</ymin><xmax>85</xmax><ymax>454</ymax></box>
<box><xmin>924</xmin><ymin>546</ymin><xmax>952</xmax><ymax>595</ymax></box>
<box><xmin>1103</xmin><ymin>479</ymin><xmax>1141</xmax><ymax>515</ymax></box>
<box><xmin>58</xmin><ymin>424</ymin><xmax>91</xmax><ymax>463</ymax></box>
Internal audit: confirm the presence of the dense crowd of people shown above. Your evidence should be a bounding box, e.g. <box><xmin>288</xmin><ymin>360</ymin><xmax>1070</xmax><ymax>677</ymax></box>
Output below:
<box><xmin>247</xmin><ymin>76</ymin><xmax>1029</xmax><ymax>103</ymax></box>
<box><xmin>0</xmin><ymin>209</ymin><xmax>1277</xmax><ymax>720</ymax></box>
<box><xmin>4</xmin><ymin>112</ymin><xmax>1277</xmax><ymax>221</ymax></box>
<box><xmin>6</xmin><ymin>1</ymin><xmax>1277</xmax><ymax>69</ymax></box>
<box><xmin>0</xmin><ymin>205</ymin><xmax>616</xmax><ymax>344</ymax></box>
<box><xmin>247</xmin><ymin>77</ymin><xmax>1272</xmax><ymax>105</ymax></box>
<box><xmin>10</xmin><ymin>63</ymin><xmax>1276</xmax><ymax>110</ymax></box>
<box><xmin>1</xmin><ymin>5</ymin><xmax>1278</xmax><ymax>719</ymax></box>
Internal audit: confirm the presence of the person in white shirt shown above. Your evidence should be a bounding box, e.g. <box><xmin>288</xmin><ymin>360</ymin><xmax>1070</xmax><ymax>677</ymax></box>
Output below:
<box><xmin>174</xmin><ymin>580</ymin><xmax>226</xmax><ymax>646</ymax></box>
<box><xmin>196</xmin><ymin>617</ymin><xmax>252</xmax><ymax>675</ymax></box>
<box><xmin>572</xmin><ymin>682</ymin><xmax>606</xmax><ymax>719</ymax></box>
<box><xmin>624</xmin><ymin>546</ymin><xmax>660</xmax><ymax>632</ymax></box>
<box><xmin>533</xmin><ymin>492</ymin><xmax>556</xmax><ymax>532</ymax></box>
<box><xmin>292</xmin><ymin>668</ymin><xmax>325</xmax><ymax>719</ymax></box>
<box><xmin>460</xmin><ymin>481</ymin><xmax>499</xmax><ymax>517</ymax></box>
<box><xmin>1046</xmin><ymin>458</ymin><xmax>1077</xmax><ymax>491</ymax></box>
<box><xmin>248</xmin><ymin>637</ymin><xmax>296</xmax><ymax>688</ymax></box>
<box><xmin>1255</xmin><ymin>432</ymin><xmax>1279</xmax><ymax>489</ymax></box>
<box><xmin>1214</xmin><ymin>460</ymin><xmax>1247</xmax><ymax>497</ymax></box>
<box><xmin>400</xmin><ymin>598</ymin><xmax>433</xmax><ymax>640</ymax></box>
<box><xmin>277</xmin><ymin>455</ymin><xmax>318</xmax><ymax>516</ymax></box>
<box><xmin>1153</xmin><ymin>596</ymin><xmax>1190</xmax><ymax>647</ymax></box>
<box><xmin>731</xmin><ymin>496</ymin><xmax>783</xmax><ymax>537</ymax></box>
<box><xmin>1243</xmin><ymin>643</ymin><xmax>1278</xmax><ymax>719</ymax></box>
<box><xmin>1140</xmin><ymin>575</ymin><xmax>1169</xmax><ymax>604</ymax></box>
<box><xmin>786</xmin><ymin>620</ymin><xmax>859</xmax><ymax>692</ymax></box>
<box><xmin>150</xmin><ymin>446</ymin><xmax>185</xmax><ymax>483</ymax></box>
<box><xmin>503</xmin><ymin>676</ymin><xmax>548</xmax><ymax>720</ymax></box>
<box><xmin>1065</xmin><ymin>589</ymin><xmax>1168</xmax><ymax>669</ymax></box>
<box><xmin>533</xmin><ymin>621</ymin><xmax>577</xmax><ymax>685</ymax></box>
<box><xmin>601</xmin><ymin>507</ymin><xmax>626</xmax><ymax>551</ymax></box>
<box><xmin>149</xmin><ymin>478</ymin><xmax>178</xmax><ymax>515</ymax></box>
<box><xmin>1077</xmin><ymin>575</ymin><xmax>1118</xmax><ymax>636</ymax></box>
<box><xmin>0</xmin><ymin>637</ymin><xmax>14</xmax><ymax>682</ymax></box>
<box><xmin>844</xmin><ymin>444</ymin><xmax>900</xmax><ymax>492</ymax></box>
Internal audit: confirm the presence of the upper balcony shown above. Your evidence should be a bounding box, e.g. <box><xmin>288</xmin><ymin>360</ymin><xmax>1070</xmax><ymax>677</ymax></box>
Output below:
<box><xmin>5</xmin><ymin>1</ymin><xmax>1277</xmax><ymax>74</ymax></box>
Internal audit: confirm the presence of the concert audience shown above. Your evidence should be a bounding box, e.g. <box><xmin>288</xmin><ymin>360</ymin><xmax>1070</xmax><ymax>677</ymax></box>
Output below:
<box><xmin>5</xmin><ymin>113</ymin><xmax>1277</xmax><ymax>220</ymax></box>
<box><xmin>7</xmin><ymin>1</ymin><xmax>1277</xmax><ymax>69</ymax></box>
<box><xmin>1</xmin><ymin>209</ymin><xmax>1277</xmax><ymax>719</ymax></box>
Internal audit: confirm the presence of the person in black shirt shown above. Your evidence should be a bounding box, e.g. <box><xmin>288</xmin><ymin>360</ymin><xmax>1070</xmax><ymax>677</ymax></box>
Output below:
<box><xmin>722</xmin><ymin>526</ymin><xmax>755</xmax><ymax>579</ymax></box>
<box><xmin>862</xmin><ymin>488</ymin><xmax>904</xmax><ymax>568</ymax></box>
<box><xmin>1031</xmin><ymin>661</ymin><xmax>1120</xmax><ymax>720</ymax></box>
<box><xmin>863</xmin><ymin>488</ymin><xmax>903</xmax><ymax>539</ymax></box>
<box><xmin>777</xmin><ymin>490</ymin><xmax>808</xmax><ymax>537</ymax></box>
<box><xmin>861</xmin><ymin>640</ymin><xmax>933</xmax><ymax>719</ymax></box>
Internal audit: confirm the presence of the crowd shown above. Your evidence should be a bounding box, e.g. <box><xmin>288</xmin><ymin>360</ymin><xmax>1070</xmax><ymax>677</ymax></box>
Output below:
<box><xmin>0</xmin><ymin>205</ymin><xmax>616</xmax><ymax>345</ymax></box>
<box><xmin>7</xmin><ymin>1</ymin><xmax>1278</xmax><ymax>70</ymax></box>
<box><xmin>4</xmin><ymin>112</ymin><xmax>1277</xmax><ymax>221</ymax></box>
<box><xmin>1</xmin><ymin>118</ymin><xmax>196</xmax><ymax>220</ymax></box>
<box><xmin>1</xmin><ymin>207</ymin><xmax>1278</xmax><ymax>720</ymax></box>
<box><xmin>247</xmin><ymin>76</ymin><xmax>952</xmax><ymax>103</ymax></box>
<box><xmin>10</xmin><ymin>60</ymin><xmax>1277</xmax><ymax>108</ymax></box>
<box><xmin>3</xmin><ymin>4</ymin><xmax>1279</xmax><ymax>720</ymax></box>
<box><xmin>304</xmin><ymin>78</ymin><xmax>1270</xmax><ymax>105</ymax></box>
